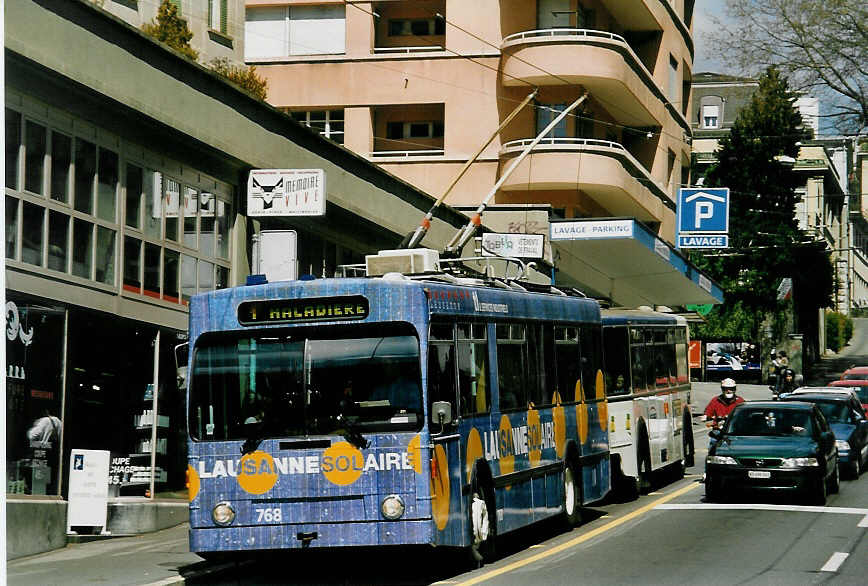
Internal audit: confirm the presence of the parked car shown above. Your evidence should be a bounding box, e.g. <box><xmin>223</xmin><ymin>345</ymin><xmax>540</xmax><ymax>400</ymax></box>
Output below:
<box><xmin>828</xmin><ymin>367</ymin><xmax>868</xmax><ymax>412</ymax></box>
<box><xmin>705</xmin><ymin>401</ymin><xmax>839</xmax><ymax>504</ymax></box>
<box><xmin>779</xmin><ymin>391</ymin><xmax>868</xmax><ymax>478</ymax></box>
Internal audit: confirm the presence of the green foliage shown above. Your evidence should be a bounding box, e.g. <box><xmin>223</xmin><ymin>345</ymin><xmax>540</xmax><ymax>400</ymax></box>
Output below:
<box><xmin>209</xmin><ymin>58</ymin><xmax>268</xmax><ymax>101</ymax></box>
<box><xmin>825</xmin><ymin>311</ymin><xmax>854</xmax><ymax>352</ymax></box>
<box><xmin>691</xmin><ymin>301</ymin><xmax>758</xmax><ymax>340</ymax></box>
<box><xmin>689</xmin><ymin>67</ymin><xmax>834</xmax><ymax>338</ymax></box>
<box><xmin>141</xmin><ymin>0</ymin><xmax>198</xmax><ymax>61</ymax></box>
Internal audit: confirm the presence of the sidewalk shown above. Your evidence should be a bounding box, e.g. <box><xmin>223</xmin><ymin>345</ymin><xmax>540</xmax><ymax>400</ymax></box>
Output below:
<box><xmin>7</xmin><ymin>523</ymin><xmax>205</xmax><ymax>586</ymax></box>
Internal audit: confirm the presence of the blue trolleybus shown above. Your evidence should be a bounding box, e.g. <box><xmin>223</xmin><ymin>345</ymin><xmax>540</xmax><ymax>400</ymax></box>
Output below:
<box><xmin>185</xmin><ymin>256</ymin><xmax>610</xmax><ymax>560</ymax></box>
<box><xmin>601</xmin><ymin>310</ymin><xmax>693</xmax><ymax>495</ymax></box>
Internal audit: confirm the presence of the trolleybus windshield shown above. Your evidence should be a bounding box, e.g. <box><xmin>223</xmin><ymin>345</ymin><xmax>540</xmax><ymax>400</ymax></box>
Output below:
<box><xmin>189</xmin><ymin>325</ymin><xmax>423</xmax><ymax>441</ymax></box>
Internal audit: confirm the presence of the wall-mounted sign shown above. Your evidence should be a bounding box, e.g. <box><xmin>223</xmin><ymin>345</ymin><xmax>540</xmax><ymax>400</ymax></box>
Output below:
<box><xmin>677</xmin><ymin>188</ymin><xmax>730</xmax><ymax>248</ymax></box>
<box><xmin>550</xmin><ymin>219</ymin><xmax>634</xmax><ymax>240</ymax></box>
<box><xmin>247</xmin><ymin>169</ymin><xmax>326</xmax><ymax>217</ymax></box>
<box><xmin>481</xmin><ymin>233</ymin><xmax>545</xmax><ymax>259</ymax></box>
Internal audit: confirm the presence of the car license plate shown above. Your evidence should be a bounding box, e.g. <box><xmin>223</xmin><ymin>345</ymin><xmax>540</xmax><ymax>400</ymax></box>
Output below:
<box><xmin>748</xmin><ymin>470</ymin><xmax>771</xmax><ymax>479</ymax></box>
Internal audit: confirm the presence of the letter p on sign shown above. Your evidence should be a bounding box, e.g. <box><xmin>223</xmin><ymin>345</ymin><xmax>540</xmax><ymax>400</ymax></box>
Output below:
<box><xmin>695</xmin><ymin>201</ymin><xmax>714</xmax><ymax>228</ymax></box>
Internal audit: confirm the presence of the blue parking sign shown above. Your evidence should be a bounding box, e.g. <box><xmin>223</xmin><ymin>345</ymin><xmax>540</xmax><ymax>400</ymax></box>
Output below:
<box><xmin>678</xmin><ymin>188</ymin><xmax>729</xmax><ymax>234</ymax></box>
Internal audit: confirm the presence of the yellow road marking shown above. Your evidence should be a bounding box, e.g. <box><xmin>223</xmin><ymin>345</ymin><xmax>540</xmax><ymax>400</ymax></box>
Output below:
<box><xmin>456</xmin><ymin>482</ymin><xmax>701</xmax><ymax>586</ymax></box>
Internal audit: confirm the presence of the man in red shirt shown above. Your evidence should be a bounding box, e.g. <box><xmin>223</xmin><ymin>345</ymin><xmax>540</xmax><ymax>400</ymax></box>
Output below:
<box><xmin>704</xmin><ymin>378</ymin><xmax>745</xmax><ymax>428</ymax></box>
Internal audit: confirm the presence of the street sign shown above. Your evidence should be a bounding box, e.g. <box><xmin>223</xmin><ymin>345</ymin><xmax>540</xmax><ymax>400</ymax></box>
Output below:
<box><xmin>247</xmin><ymin>169</ymin><xmax>326</xmax><ymax>217</ymax></box>
<box><xmin>481</xmin><ymin>233</ymin><xmax>545</xmax><ymax>259</ymax></box>
<box><xmin>677</xmin><ymin>187</ymin><xmax>729</xmax><ymax>249</ymax></box>
<box><xmin>67</xmin><ymin>449</ymin><xmax>110</xmax><ymax>533</ymax></box>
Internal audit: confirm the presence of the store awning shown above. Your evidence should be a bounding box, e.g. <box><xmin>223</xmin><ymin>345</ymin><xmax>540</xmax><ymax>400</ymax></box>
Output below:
<box><xmin>550</xmin><ymin>218</ymin><xmax>724</xmax><ymax>307</ymax></box>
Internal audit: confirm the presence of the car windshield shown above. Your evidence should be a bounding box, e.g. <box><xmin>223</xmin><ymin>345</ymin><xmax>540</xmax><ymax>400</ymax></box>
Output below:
<box><xmin>189</xmin><ymin>324</ymin><xmax>423</xmax><ymax>440</ymax></box>
<box><xmin>726</xmin><ymin>409</ymin><xmax>813</xmax><ymax>437</ymax></box>
<box><xmin>843</xmin><ymin>373</ymin><xmax>868</xmax><ymax>381</ymax></box>
<box><xmin>813</xmin><ymin>401</ymin><xmax>849</xmax><ymax>423</ymax></box>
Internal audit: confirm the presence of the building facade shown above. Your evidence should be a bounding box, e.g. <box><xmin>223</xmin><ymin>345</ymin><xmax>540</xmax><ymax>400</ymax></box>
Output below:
<box><xmin>243</xmin><ymin>0</ymin><xmax>719</xmax><ymax>306</ymax></box>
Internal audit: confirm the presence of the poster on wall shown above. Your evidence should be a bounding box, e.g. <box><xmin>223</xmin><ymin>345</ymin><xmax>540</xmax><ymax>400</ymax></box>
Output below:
<box><xmin>705</xmin><ymin>341</ymin><xmax>761</xmax><ymax>372</ymax></box>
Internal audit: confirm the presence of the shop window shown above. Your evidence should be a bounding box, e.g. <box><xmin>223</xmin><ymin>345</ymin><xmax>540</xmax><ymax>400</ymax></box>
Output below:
<box><xmin>6</xmin><ymin>197</ymin><xmax>19</xmax><ymax>259</ymax></box>
<box><xmin>6</xmin><ymin>298</ymin><xmax>66</xmax><ymax>496</ymax></box>
<box><xmin>97</xmin><ymin>148</ymin><xmax>118</xmax><ymax>222</ymax></box>
<box><xmin>163</xmin><ymin>249</ymin><xmax>180</xmax><ymax>302</ymax></box>
<box><xmin>181</xmin><ymin>254</ymin><xmax>196</xmax><ymax>303</ymax></box>
<box><xmin>21</xmin><ymin>201</ymin><xmax>44</xmax><ymax>266</ymax></box>
<box><xmin>74</xmin><ymin>139</ymin><xmax>96</xmax><ymax>214</ymax></box>
<box><xmin>48</xmin><ymin>211</ymin><xmax>69</xmax><ymax>272</ymax></box>
<box><xmin>457</xmin><ymin>322</ymin><xmax>489</xmax><ymax>416</ymax></box>
<box><xmin>183</xmin><ymin>187</ymin><xmax>198</xmax><ymax>249</ymax></box>
<box><xmin>125</xmin><ymin>164</ymin><xmax>143</xmax><ymax>229</ymax></box>
<box><xmin>72</xmin><ymin>218</ymin><xmax>93</xmax><ymax>278</ymax></box>
<box><xmin>51</xmin><ymin>132</ymin><xmax>71</xmax><ymax>203</ymax></box>
<box><xmin>95</xmin><ymin>226</ymin><xmax>116</xmax><ymax>285</ymax></box>
<box><xmin>198</xmin><ymin>260</ymin><xmax>215</xmax><ymax>292</ymax></box>
<box><xmin>6</xmin><ymin>109</ymin><xmax>21</xmax><ymax>189</ymax></box>
<box><xmin>216</xmin><ymin>200</ymin><xmax>231</xmax><ymax>259</ymax></box>
<box><xmin>144</xmin><ymin>170</ymin><xmax>162</xmax><ymax>239</ymax></box>
<box><xmin>25</xmin><ymin>121</ymin><xmax>47</xmax><ymax>195</ymax></box>
<box><xmin>144</xmin><ymin>242</ymin><xmax>161</xmax><ymax>298</ymax></box>
<box><xmin>200</xmin><ymin>192</ymin><xmax>216</xmax><ymax>256</ymax></box>
<box><xmin>124</xmin><ymin>236</ymin><xmax>142</xmax><ymax>292</ymax></box>
<box><xmin>164</xmin><ymin>177</ymin><xmax>180</xmax><ymax>241</ymax></box>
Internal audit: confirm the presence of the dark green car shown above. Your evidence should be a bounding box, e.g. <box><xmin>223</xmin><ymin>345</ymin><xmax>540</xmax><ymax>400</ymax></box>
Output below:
<box><xmin>705</xmin><ymin>401</ymin><xmax>839</xmax><ymax>504</ymax></box>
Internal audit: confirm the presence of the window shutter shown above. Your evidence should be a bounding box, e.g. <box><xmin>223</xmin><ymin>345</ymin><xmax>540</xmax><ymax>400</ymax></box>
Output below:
<box><xmin>169</xmin><ymin>0</ymin><xmax>181</xmax><ymax>16</ymax></box>
<box><xmin>220</xmin><ymin>0</ymin><xmax>228</xmax><ymax>34</ymax></box>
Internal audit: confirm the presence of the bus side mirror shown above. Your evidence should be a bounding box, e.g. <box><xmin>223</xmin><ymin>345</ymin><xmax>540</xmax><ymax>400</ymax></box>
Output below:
<box><xmin>431</xmin><ymin>401</ymin><xmax>452</xmax><ymax>427</ymax></box>
<box><xmin>174</xmin><ymin>342</ymin><xmax>189</xmax><ymax>391</ymax></box>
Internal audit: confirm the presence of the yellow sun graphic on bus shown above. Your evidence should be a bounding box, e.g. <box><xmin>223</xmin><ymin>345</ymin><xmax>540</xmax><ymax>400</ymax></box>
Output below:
<box><xmin>466</xmin><ymin>427</ymin><xmax>483</xmax><ymax>482</ymax></box>
<box><xmin>577</xmin><ymin>402</ymin><xmax>589</xmax><ymax>444</ymax></box>
<box><xmin>237</xmin><ymin>451</ymin><xmax>279</xmax><ymax>495</ymax></box>
<box><xmin>552</xmin><ymin>393</ymin><xmax>566</xmax><ymax>458</ymax></box>
<box><xmin>527</xmin><ymin>408</ymin><xmax>542</xmax><ymax>467</ymax></box>
<box><xmin>431</xmin><ymin>444</ymin><xmax>450</xmax><ymax>531</ymax></box>
<box><xmin>187</xmin><ymin>464</ymin><xmax>200</xmax><ymax>502</ymax></box>
<box><xmin>498</xmin><ymin>415</ymin><xmax>515</xmax><ymax>480</ymax></box>
<box><xmin>407</xmin><ymin>434</ymin><xmax>423</xmax><ymax>474</ymax></box>
<box><xmin>596</xmin><ymin>370</ymin><xmax>608</xmax><ymax>431</ymax></box>
<box><xmin>321</xmin><ymin>441</ymin><xmax>365</xmax><ymax>486</ymax></box>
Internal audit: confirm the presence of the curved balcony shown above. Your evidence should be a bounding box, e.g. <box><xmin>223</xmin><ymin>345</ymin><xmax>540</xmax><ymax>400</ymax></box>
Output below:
<box><xmin>501</xmin><ymin>29</ymin><xmax>669</xmax><ymax>129</ymax></box>
<box><xmin>498</xmin><ymin>138</ymin><xmax>673</xmax><ymax>223</ymax></box>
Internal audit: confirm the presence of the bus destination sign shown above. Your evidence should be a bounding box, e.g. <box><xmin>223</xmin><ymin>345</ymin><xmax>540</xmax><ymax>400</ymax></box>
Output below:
<box><xmin>239</xmin><ymin>296</ymin><xmax>369</xmax><ymax>325</ymax></box>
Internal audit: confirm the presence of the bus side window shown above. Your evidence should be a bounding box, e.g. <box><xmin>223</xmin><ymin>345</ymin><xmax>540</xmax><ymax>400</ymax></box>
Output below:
<box><xmin>457</xmin><ymin>322</ymin><xmax>489</xmax><ymax>416</ymax></box>
<box><xmin>496</xmin><ymin>323</ymin><xmax>527</xmax><ymax>411</ymax></box>
<box><xmin>428</xmin><ymin>322</ymin><xmax>458</xmax><ymax>425</ymax></box>
<box><xmin>630</xmin><ymin>328</ymin><xmax>647</xmax><ymax>393</ymax></box>
<box><xmin>603</xmin><ymin>326</ymin><xmax>631</xmax><ymax>396</ymax></box>
<box><xmin>579</xmin><ymin>326</ymin><xmax>602</xmax><ymax>400</ymax></box>
<box><xmin>526</xmin><ymin>324</ymin><xmax>552</xmax><ymax>408</ymax></box>
<box><xmin>555</xmin><ymin>326</ymin><xmax>580</xmax><ymax>403</ymax></box>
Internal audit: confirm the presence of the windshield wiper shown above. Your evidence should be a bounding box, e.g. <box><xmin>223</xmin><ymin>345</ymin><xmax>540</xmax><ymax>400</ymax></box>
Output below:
<box><xmin>336</xmin><ymin>413</ymin><xmax>369</xmax><ymax>450</ymax></box>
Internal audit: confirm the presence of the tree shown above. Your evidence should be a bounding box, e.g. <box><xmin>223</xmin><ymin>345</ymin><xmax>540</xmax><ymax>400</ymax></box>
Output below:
<box><xmin>141</xmin><ymin>0</ymin><xmax>198</xmax><ymax>61</ymax></box>
<box><xmin>707</xmin><ymin>0</ymin><xmax>867</xmax><ymax>132</ymax></box>
<box><xmin>690</xmin><ymin>67</ymin><xmax>834</xmax><ymax>343</ymax></box>
<box><xmin>209</xmin><ymin>58</ymin><xmax>268</xmax><ymax>101</ymax></box>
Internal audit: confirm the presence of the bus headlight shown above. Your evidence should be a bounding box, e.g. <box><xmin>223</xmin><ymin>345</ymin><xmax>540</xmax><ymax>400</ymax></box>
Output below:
<box><xmin>381</xmin><ymin>495</ymin><xmax>405</xmax><ymax>520</ymax></box>
<box><xmin>212</xmin><ymin>501</ymin><xmax>236</xmax><ymax>526</ymax></box>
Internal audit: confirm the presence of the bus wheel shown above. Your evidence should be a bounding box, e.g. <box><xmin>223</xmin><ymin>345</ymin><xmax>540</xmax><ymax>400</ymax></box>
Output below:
<box><xmin>683</xmin><ymin>413</ymin><xmax>695</xmax><ymax>468</ymax></box>
<box><xmin>562</xmin><ymin>460</ymin><xmax>583</xmax><ymax>527</ymax></box>
<box><xmin>468</xmin><ymin>465</ymin><xmax>496</xmax><ymax>566</ymax></box>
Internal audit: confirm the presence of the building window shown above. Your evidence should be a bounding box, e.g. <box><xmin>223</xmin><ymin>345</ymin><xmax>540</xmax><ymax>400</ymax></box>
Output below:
<box><xmin>245</xmin><ymin>5</ymin><xmax>346</xmax><ymax>59</ymax></box>
<box><xmin>388</xmin><ymin>18</ymin><xmax>445</xmax><ymax>36</ymax></box>
<box><xmin>209</xmin><ymin>0</ymin><xmax>228</xmax><ymax>34</ymax></box>
<box><xmin>386</xmin><ymin>121</ymin><xmax>444</xmax><ymax>140</ymax></box>
<box><xmin>6</xmin><ymin>109</ymin><xmax>21</xmax><ymax>189</ymax></box>
<box><xmin>668</xmin><ymin>55</ymin><xmax>679</xmax><ymax>104</ymax></box>
<box><xmin>51</xmin><ymin>132</ymin><xmax>71</xmax><ymax>203</ymax></box>
<box><xmin>538</xmin><ymin>0</ymin><xmax>571</xmax><ymax>29</ymax></box>
<box><xmin>702</xmin><ymin>104</ymin><xmax>720</xmax><ymax>129</ymax></box>
<box><xmin>24</xmin><ymin>121</ymin><xmax>47</xmax><ymax>195</ymax></box>
<box><xmin>536</xmin><ymin>103</ymin><xmax>568</xmax><ymax>138</ymax></box>
<box><xmin>289</xmin><ymin>109</ymin><xmax>345</xmax><ymax>144</ymax></box>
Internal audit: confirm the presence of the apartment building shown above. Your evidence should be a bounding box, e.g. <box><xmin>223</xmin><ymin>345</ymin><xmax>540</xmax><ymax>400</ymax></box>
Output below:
<box><xmin>99</xmin><ymin>0</ymin><xmax>247</xmax><ymax>64</ymax></box>
<box><xmin>245</xmin><ymin>0</ymin><xmax>721</xmax><ymax>307</ymax></box>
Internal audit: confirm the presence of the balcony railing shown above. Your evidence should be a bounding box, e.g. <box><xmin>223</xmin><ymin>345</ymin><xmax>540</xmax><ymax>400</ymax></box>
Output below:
<box><xmin>370</xmin><ymin>149</ymin><xmax>445</xmax><ymax>158</ymax></box>
<box><xmin>502</xmin><ymin>28</ymin><xmax>627</xmax><ymax>45</ymax></box>
<box><xmin>500</xmin><ymin>137</ymin><xmax>670</xmax><ymax>205</ymax></box>
<box><xmin>373</xmin><ymin>46</ymin><xmax>444</xmax><ymax>54</ymax></box>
